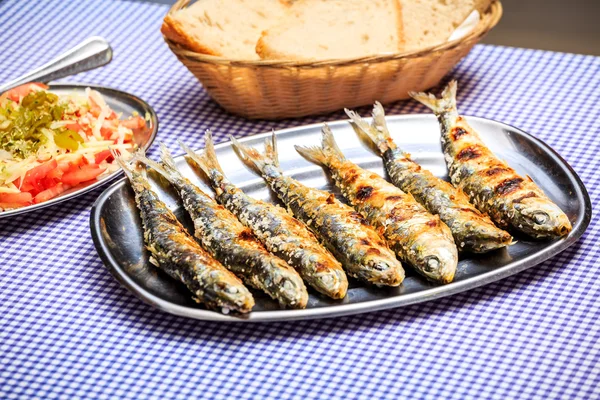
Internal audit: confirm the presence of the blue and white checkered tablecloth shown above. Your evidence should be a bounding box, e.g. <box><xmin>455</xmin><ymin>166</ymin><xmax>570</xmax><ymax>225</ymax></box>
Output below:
<box><xmin>1</xmin><ymin>1</ymin><xmax>599</xmax><ymax>399</ymax></box>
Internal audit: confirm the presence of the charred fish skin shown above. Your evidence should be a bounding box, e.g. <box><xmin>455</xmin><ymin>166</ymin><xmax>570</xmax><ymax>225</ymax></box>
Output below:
<box><xmin>296</xmin><ymin>125</ymin><xmax>457</xmax><ymax>283</ymax></box>
<box><xmin>137</xmin><ymin>145</ymin><xmax>308</xmax><ymax>309</ymax></box>
<box><xmin>112</xmin><ymin>152</ymin><xmax>254</xmax><ymax>314</ymax></box>
<box><xmin>231</xmin><ymin>132</ymin><xmax>405</xmax><ymax>287</ymax></box>
<box><xmin>179</xmin><ymin>132</ymin><xmax>348</xmax><ymax>300</ymax></box>
<box><xmin>410</xmin><ymin>81</ymin><xmax>572</xmax><ymax>239</ymax></box>
<box><xmin>346</xmin><ymin>103</ymin><xmax>513</xmax><ymax>253</ymax></box>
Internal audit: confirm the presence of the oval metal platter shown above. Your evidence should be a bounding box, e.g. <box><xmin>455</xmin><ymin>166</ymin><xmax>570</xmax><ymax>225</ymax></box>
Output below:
<box><xmin>90</xmin><ymin>115</ymin><xmax>591</xmax><ymax>322</ymax></box>
<box><xmin>0</xmin><ymin>83</ymin><xmax>158</xmax><ymax>218</ymax></box>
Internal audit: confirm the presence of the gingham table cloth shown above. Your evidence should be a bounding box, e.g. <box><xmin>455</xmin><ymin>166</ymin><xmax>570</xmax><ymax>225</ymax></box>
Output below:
<box><xmin>1</xmin><ymin>1</ymin><xmax>599</xmax><ymax>399</ymax></box>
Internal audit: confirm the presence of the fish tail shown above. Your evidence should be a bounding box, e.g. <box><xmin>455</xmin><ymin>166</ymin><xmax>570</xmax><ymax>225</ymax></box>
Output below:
<box><xmin>178</xmin><ymin>130</ymin><xmax>224</xmax><ymax>179</ymax></box>
<box><xmin>409</xmin><ymin>80</ymin><xmax>458</xmax><ymax>114</ymax></box>
<box><xmin>158</xmin><ymin>143</ymin><xmax>180</xmax><ymax>176</ymax></box>
<box><xmin>345</xmin><ymin>106</ymin><xmax>394</xmax><ymax>154</ymax></box>
<box><xmin>133</xmin><ymin>144</ymin><xmax>178</xmax><ymax>183</ymax></box>
<box><xmin>112</xmin><ymin>148</ymin><xmax>147</xmax><ymax>180</ymax></box>
<box><xmin>231</xmin><ymin>130</ymin><xmax>280</xmax><ymax>176</ymax></box>
<box><xmin>295</xmin><ymin>124</ymin><xmax>345</xmax><ymax>166</ymax></box>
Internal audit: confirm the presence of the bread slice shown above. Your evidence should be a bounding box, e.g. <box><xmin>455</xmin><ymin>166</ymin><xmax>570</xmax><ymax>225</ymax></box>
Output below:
<box><xmin>161</xmin><ymin>0</ymin><xmax>291</xmax><ymax>60</ymax></box>
<box><xmin>400</xmin><ymin>0</ymin><xmax>493</xmax><ymax>51</ymax></box>
<box><xmin>256</xmin><ymin>0</ymin><xmax>404</xmax><ymax>61</ymax></box>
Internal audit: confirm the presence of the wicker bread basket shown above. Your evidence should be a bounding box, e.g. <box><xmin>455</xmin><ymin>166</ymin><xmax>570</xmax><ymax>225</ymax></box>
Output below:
<box><xmin>163</xmin><ymin>0</ymin><xmax>502</xmax><ymax>120</ymax></box>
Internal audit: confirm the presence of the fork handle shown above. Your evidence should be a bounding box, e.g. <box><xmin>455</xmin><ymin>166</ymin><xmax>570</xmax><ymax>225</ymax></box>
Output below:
<box><xmin>0</xmin><ymin>36</ymin><xmax>113</xmax><ymax>93</ymax></box>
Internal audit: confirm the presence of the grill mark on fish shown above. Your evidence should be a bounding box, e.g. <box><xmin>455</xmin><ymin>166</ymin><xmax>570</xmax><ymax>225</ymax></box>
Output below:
<box><xmin>512</xmin><ymin>191</ymin><xmax>538</xmax><ymax>203</ymax></box>
<box><xmin>356</xmin><ymin>185</ymin><xmax>374</xmax><ymax>200</ymax></box>
<box><xmin>347</xmin><ymin>173</ymin><xmax>360</xmax><ymax>184</ymax></box>
<box><xmin>483</xmin><ymin>166</ymin><xmax>509</xmax><ymax>177</ymax></box>
<box><xmin>386</xmin><ymin>195</ymin><xmax>405</xmax><ymax>201</ymax></box>
<box><xmin>456</xmin><ymin>146</ymin><xmax>481</xmax><ymax>161</ymax></box>
<box><xmin>367</xmin><ymin>248</ymin><xmax>381</xmax><ymax>256</ymax></box>
<box><xmin>458</xmin><ymin>207</ymin><xmax>480</xmax><ymax>214</ymax></box>
<box><xmin>238</xmin><ymin>229</ymin><xmax>255</xmax><ymax>241</ymax></box>
<box><xmin>495</xmin><ymin>177</ymin><xmax>524</xmax><ymax>196</ymax></box>
<box><xmin>426</xmin><ymin>220</ymin><xmax>438</xmax><ymax>227</ymax></box>
<box><xmin>452</xmin><ymin>127</ymin><xmax>469</xmax><ymax>140</ymax></box>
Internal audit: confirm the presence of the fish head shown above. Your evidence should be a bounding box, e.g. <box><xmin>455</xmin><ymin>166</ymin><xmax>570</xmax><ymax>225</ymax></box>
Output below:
<box><xmin>274</xmin><ymin>266</ymin><xmax>309</xmax><ymax>309</ymax></box>
<box><xmin>210</xmin><ymin>274</ymin><xmax>255</xmax><ymax>314</ymax></box>
<box><xmin>412</xmin><ymin>234</ymin><xmax>458</xmax><ymax>283</ymax></box>
<box><xmin>459</xmin><ymin>222</ymin><xmax>513</xmax><ymax>253</ymax></box>
<box><xmin>513</xmin><ymin>198</ymin><xmax>572</xmax><ymax>239</ymax></box>
<box><xmin>365</xmin><ymin>256</ymin><xmax>405</xmax><ymax>287</ymax></box>
<box><xmin>312</xmin><ymin>268</ymin><xmax>349</xmax><ymax>300</ymax></box>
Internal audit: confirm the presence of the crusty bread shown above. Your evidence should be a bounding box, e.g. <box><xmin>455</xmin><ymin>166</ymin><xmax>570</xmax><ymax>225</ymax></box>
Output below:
<box><xmin>256</xmin><ymin>0</ymin><xmax>404</xmax><ymax>61</ymax></box>
<box><xmin>400</xmin><ymin>0</ymin><xmax>492</xmax><ymax>51</ymax></box>
<box><xmin>161</xmin><ymin>0</ymin><xmax>291</xmax><ymax>60</ymax></box>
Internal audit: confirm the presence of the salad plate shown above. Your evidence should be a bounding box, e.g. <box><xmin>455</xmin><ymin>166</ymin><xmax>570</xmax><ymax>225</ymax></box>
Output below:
<box><xmin>90</xmin><ymin>115</ymin><xmax>591</xmax><ymax>322</ymax></box>
<box><xmin>0</xmin><ymin>83</ymin><xmax>157</xmax><ymax>218</ymax></box>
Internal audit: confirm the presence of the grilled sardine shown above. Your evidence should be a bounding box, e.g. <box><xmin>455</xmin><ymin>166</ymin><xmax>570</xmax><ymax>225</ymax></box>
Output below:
<box><xmin>347</xmin><ymin>102</ymin><xmax>513</xmax><ymax>253</ymax></box>
<box><xmin>296</xmin><ymin>125</ymin><xmax>458</xmax><ymax>283</ymax></box>
<box><xmin>231</xmin><ymin>132</ymin><xmax>405</xmax><ymax>287</ymax></box>
<box><xmin>410</xmin><ymin>81</ymin><xmax>572</xmax><ymax>239</ymax></box>
<box><xmin>112</xmin><ymin>150</ymin><xmax>254</xmax><ymax>314</ymax></box>
<box><xmin>179</xmin><ymin>131</ymin><xmax>348</xmax><ymax>299</ymax></box>
<box><xmin>135</xmin><ymin>145</ymin><xmax>308</xmax><ymax>309</ymax></box>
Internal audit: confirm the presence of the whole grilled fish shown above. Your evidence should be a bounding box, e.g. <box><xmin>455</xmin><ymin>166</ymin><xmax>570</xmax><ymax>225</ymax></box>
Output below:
<box><xmin>135</xmin><ymin>145</ymin><xmax>308</xmax><ymax>309</ymax></box>
<box><xmin>347</xmin><ymin>102</ymin><xmax>513</xmax><ymax>253</ymax></box>
<box><xmin>296</xmin><ymin>125</ymin><xmax>458</xmax><ymax>283</ymax></box>
<box><xmin>231</xmin><ymin>132</ymin><xmax>405</xmax><ymax>287</ymax></box>
<box><xmin>179</xmin><ymin>131</ymin><xmax>348</xmax><ymax>299</ymax></box>
<box><xmin>112</xmin><ymin>150</ymin><xmax>254</xmax><ymax>314</ymax></box>
<box><xmin>410</xmin><ymin>81</ymin><xmax>572</xmax><ymax>239</ymax></box>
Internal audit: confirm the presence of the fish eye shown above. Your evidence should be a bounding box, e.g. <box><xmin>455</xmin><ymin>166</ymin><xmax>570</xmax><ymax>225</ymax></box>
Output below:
<box><xmin>532</xmin><ymin>211</ymin><xmax>549</xmax><ymax>225</ymax></box>
<box><xmin>424</xmin><ymin>256</ymin><xmax>440</xmax><ymax>272</ymax></box>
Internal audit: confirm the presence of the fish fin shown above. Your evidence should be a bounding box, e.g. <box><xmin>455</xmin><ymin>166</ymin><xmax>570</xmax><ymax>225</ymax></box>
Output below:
<box><xmin>409</xmin><ymin>80</ymin><xmax>458</xmax><ymax>114</ymax></box>
<box><xmin>345</xmin><ymin>105</ymin><xmax>395</xmax><ymax>154</ymax></box>
<box><xmin>295</xmin><ymin>124</ymin><xmax>345</xmax><ymax>166</ymax></box>
<box><xmin>178</xmin><ymin>130</ymin><xmax>224</xmax><ymax>179</ymax></box>
<box><xmin>295</xmin><ymin>145</ymin><xmax>327</xmax><ymax>166</ymax></box>
<box><xmin>264</xmin><ymin>130</ymin><xmax>280</xmax><ymax>168</ymax></box>
<box><xmin>231</xmin><ymin>131</ymin><xmax>280</xmax><ymax>175</ymax></box>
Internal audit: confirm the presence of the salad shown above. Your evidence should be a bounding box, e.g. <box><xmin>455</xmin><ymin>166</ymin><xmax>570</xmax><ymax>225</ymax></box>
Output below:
<box><xmin>0</xmin><ymin>83</ymin><xmax>146</xmax><ymax>211</ymax></box>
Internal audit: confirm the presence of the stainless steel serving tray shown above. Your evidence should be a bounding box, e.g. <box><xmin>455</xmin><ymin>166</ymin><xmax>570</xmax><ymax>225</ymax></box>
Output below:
<box><xmin>90</xmin><ymin>115</ymin><xmax>591</xmax><ymax>322</ymax></box>
<box><xmin>0</xmin><ymin>83</ymin><xmax>158</xmax><ymax>218</ymax></box>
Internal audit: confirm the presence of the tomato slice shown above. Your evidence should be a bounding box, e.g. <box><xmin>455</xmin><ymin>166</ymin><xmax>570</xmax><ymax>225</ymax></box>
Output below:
<box><xmin>2</xmin><ymin>82</ymin><xmax>49</xmax><ymax>103</ymax></box>
<box><xmin>61</xmin><ymin>165</ymin><xmax>106</xmax><ymax>186</ymax></box>
<box><xmin>0</xmin><ymin>192</ymin><xmax>33</xmax><ymax>204</ymax></box>
<box><xmin>46</xmin><ymin>168</ymin><xmax>64</xmax><ymax>180</ymax></box>
<box><xmin>33</xmin><ymin>183</ymin><xmax>71</xmax><ymax>204</ymax></box>
<box><xmin>94</xmin><ymin>150</ymin><xmax>113</xmax><ymax>164</ymax></box>
<box><xmin>23</xmin><ymin>159</ymin><xmax>58</xmax><ymax>186</ymax></box>
<box><xmin>121</xmin><ymin>116</ymin><xmax>146</xmax><ymax>130</ymax></box>
<box><xmin>65</xmin><ymin>123</ymin><xmax>81</xmax><ymax>132</ymax></box>
<box><xmin>89</xmin><ymin>94</ymin><xmax>117</xmax><ymax>119</ymax></box>
<box><xmin>57</xmin><ymin>155</ymin><xmax>84</xmax><ymax>172</ymax></box>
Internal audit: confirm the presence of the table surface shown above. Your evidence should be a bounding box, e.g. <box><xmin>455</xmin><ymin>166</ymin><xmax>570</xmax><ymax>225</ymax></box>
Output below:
<box><xmin>1</xmin><ymin>1</ymin><xmax>599</xmax><ymax>399</ymax></box>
